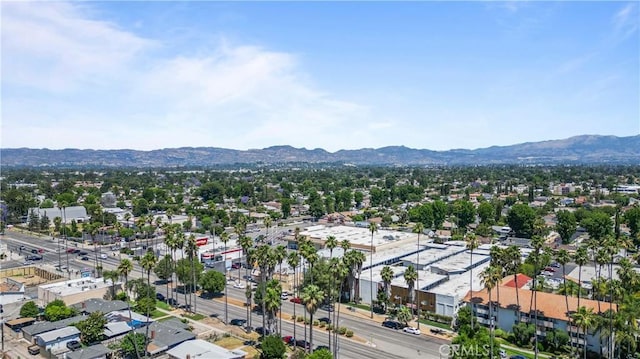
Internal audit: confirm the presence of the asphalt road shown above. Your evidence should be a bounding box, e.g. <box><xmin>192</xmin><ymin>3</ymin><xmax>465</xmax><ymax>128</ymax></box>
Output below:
<box><xmin>1</xmin><ymin>230</ymin><xmax>449</xmax><ymax>359</ymax></box>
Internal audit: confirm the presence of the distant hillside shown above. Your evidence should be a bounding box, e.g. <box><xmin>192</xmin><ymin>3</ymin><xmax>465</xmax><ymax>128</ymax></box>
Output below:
<box><xmin>1</xmin><ymin>135</ymin><xmax>638</xmax><ymax>167</ymax></box>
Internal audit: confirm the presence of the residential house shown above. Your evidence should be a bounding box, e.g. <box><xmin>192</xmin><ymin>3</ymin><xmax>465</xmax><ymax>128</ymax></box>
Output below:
<box><xmin>167</xmin><ymin>339</ymin><xmax>246</xmax><ymax>359</ymax></box>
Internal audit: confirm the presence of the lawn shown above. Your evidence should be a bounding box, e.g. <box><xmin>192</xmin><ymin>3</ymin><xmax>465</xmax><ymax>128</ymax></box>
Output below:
<box><xmin>183</xmin><ymin>313</ymin><xmax>206</xmax><ymax>321</ymax></box>
<box><xmin>156</xmin><ymin>301</ymin><xmax>171</xmax><ymax>310</ymax></box>
<box><xmin>214</xmin><ymin>336</ymin><xmax>244</xmax><ymax>349</ymax></box>
<box><xmin>150</xmin><ymin>310</ymin><xmax>165</xmax><ymax>318</ymax></box>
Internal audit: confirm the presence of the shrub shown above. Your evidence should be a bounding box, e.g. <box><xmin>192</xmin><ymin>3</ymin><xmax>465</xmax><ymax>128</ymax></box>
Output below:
<box><xmin>338</xmin><ymin>327</ymin><xmax>347</xmax><ymax>335</ymax></box>
<box><xmin>494</xmin><ymin>328</ymin><xmax>508</xmax><ymax>339</ymax></box>
<box><xmin>291</xmin><ymin>315</ymin><xmax>296</xmax><ymax>320</ymax></box>
<box><xmin>304</xmin><ymin>319</ymin><xmax>310</xmax><ymax>325</ymax></box>
<box><xmin>297</xmin><ymin>317</ymin><xmax>304</xmax><ymax>322</ymax></box>
<box><xmin>313</xmin><ymin>320</ymin><xmax>319</xmax><ymax>326</ymax></box>
<box><xmin>345</xmin><ymin>330</ymin><xmax>353</xmax><ymax>337</ymax></box>
<box><xmin>326</xmin><ymin>324</ymin><xmax>333</xmax><ymax>331</ymax></box>
<box><xmin>319</xmin><ymin>322</ymin><xmax>326</xmax><ymax>328</ymax></box>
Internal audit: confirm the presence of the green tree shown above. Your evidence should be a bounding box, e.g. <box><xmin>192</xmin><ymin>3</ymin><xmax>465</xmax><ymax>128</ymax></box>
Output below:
<box><xmin>199</xmin><ymin>270</ymin><xmax>225</xmax><ymax>294</ymax></box>
<box><xmin>175</xmin><ymin>258</ymin><xmax>204</xmax><ymax>291</ymax></box>
<box><xmin>103</xmin><ymin>270</ymin><xmax>120</xmax><ymax>299</ymax></box>
<box><xmin>507</xmin><ymin>203</ymin><xmax>537</xmax><ymax>238</ymax></box>
<box><xmin>44</xmin><ymin>299</ymin><xmax>77</xmax><ymax>321</ymax></box>
<box><xmin>623</xmin><ymin>205</ymin><xmax>640</xmax><ymax>240</ymax></box>
<box><xmin>512</xmin><ymin>322</ymin><xmax>536</xmax><ymax>347</ymax></box>
<box><xmin>453</xmin><ymin>200</ymin><xmax>476</xmax><ymax>231</ymax></box>
<box><xmin>154</xmin><ymin>254</ymin><xmax>173</xmax><ymax>300</ymax></box>
<box><xmin>302</xmin><ymin>284</ymin><xmax>325</xmax><ymax>353</ymax></box>
<box><xmin>120</xmin><ymin>332</ymin><xmax>145</xmax><ymax>359</ymax></box>
<box><xmin>431</xmin><ymin>200</ymin><xmax>447</xmax><ymax>229</ymax></box>
<box><xmin>581</xmin><ymin>211</ymin><xmax>613</xmax><ymax>241</ymax></box>
<box><xmin>396</xmin><ymin>305</ymin><xmax>412</xmax><ymax>326</ymax></box>
<box><xmin>20</xmin><ymin>301</ymin><xmax>39</xmax><ymax>318</ymax></box>
<box><xmin>477</xmin><ymin>201</ymin><xmax>494</xmax><ymax>224</ymax></box>
<box><xmin>572</xmin><ymin>306</ymin><xmax>597</xmax><ymax>359</ymax></box>
<box><xmin>307</xmin><ymin>348</ymin><xmax>333</xmax><ymax>359</ymax></box>
<box><xmin>260</xmin><ymin>334</ymin><xmax>287</xmax><ymax>359</ymax></box>
<box><xmin>555</xmin><ymin>210</ymin><xmax>577</xmax><ymax>244</ymax></box>
<box><xmin>75</xmin><ymin>311</ymin><xmax>107</xmax><ymax>344</ymax></box>
<box><xmin>135</xmin><ymin>297</ymin><xmax>156</xmax><ymax>316</ymax></box>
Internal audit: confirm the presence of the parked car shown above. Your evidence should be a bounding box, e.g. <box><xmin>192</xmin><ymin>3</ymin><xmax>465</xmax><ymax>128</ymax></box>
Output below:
<box><xmin>100</xmin><ymin>253</ymin><xmax>108</xmax><ymax>259</ymax></box>
<box><xmin>510</xmin><ymin>355</ymin><xmax>526</xmax><ymax>359</ymax></box>
<box><xmin>167</xmin><ymin>298</ymin><xmax>178</xmax><ymax>306</ymax></box>
<box><xmin>233</xmin><ymin>282</ymin><xmax>246</xmax><ymax>289</ymax></box>
<box><xmin>295</xmin><ymin>340</ymin><xmax>311</xmax><ymax>350</ymax></box>
<box><xmin>318</xmin><ymin>317</ymin><xmax>331</xmax><ymax>324</ymax></box>
<box><xmin>66</xmin><ymin>248</ymin><xmax>76</xmax><ymax>253</ymax></box>
<box><xmin>78</xmin><ymin>251</ymin><xmax>88</xmax><ymax>256</ymax></box>
<box><xmin>499</xmin><ymin>349</ymin><xmax>507</xmax><ymax>358</ymax></box>
<box><xmin>156</xmin><ymin>293</ymin><xmax>165</xmax><ymax>301</ymax></box>
<box><xmin>289</xmin><ymin>297</ymin><xmax>302</xmax><ymax>304</ymax></box>
<box><xmin>382</xmin><ymin>320</ymin><xmax>403</xmax><ymax>330</ymax></box>
<box><xmin>81</xmin><ymin>256</ymin><xmax>90</xmax><ymax>261</ymax></box>
<box><xmin>281</xmin><ymin>292</ymin><xmax>289</xmax><ymax>299</ymax></box>
<box><xmin>230</xmin><ymin>319</ymin><xmax>247</xmax><ymax>326</ymax></box>
<box><xmin>66</xmin><ymin>340</ymin><xmax>81</xmax><ymax>350</ymax></box>
<box><xmin>28</xmin><ymin>345</ymin><xmax>40</xmax><ymax>355</ymax></box>
<box><xmin>544</xmin><ymin>267</ymin><xmax>556</xmax><ymax>272</ymax></box>
<box><xmin>430</xmin><ymin>328</ymin><xmax>445</xmax><ymax>335</ymax></box>
<box><xmin>403</xmin><ymin>326</ymin><xmax>421</xmax><ymax>335</ymax></box>
<box><xmin>72</xmin><ymin>249</ymin><xmax>81</xmax><ymax>254</ymax></box>
<box><xmin>255</xmin><ymin>327</ymin><xmax>272</xmax><ymax>336</ymax></box>
<box><xmin>282</xmin><ymin>335</ymin><xmax>295</xmax><ymax>345</ymax></box>
<box><xmin>231</xmin><ymin>262</ymin><xmax>241</xmax><ymax>269</ymax></box>
<box><xmin>320</xmin><ymin>304</ymin><xmax>334</xmax><ymax>312</ymax></box>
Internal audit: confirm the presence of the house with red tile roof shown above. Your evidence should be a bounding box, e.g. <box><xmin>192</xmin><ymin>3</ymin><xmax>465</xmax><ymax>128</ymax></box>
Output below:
<box><xmin>463</xmin><ymin>285</ymin><xmax>613</xmax><ymax>356</ymax></box>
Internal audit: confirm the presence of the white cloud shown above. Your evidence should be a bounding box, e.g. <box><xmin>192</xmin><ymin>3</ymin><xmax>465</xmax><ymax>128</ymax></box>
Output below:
<box><xmin>1</xmin><ymin>1</ymin><xmax>376</xmax><ymax>151</ymax></box>
<box><xmin>612</xmin><ymin>3</ymin><xmax>639</xmax><ymax>41</ymax></box>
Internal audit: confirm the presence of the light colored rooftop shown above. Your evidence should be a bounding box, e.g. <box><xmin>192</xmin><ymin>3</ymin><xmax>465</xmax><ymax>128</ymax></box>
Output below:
<box><xmin>39</xmin><ymin>277</ymin><xmax>110</xmax><ymax>296</ymax></box>
<box><xmin>167</xmin><ymin>339</ymin><xmax>246</xmax><ymax>359</ymax></box>
<box><xmin>430</xmin><ymin>261</ymin><xmax>491</xmax><ymax>298</ymax></box>
<box><xmin>300</xmin><ymin>225</ymin><xmax>419</xmax><ymax>252</ymax></box>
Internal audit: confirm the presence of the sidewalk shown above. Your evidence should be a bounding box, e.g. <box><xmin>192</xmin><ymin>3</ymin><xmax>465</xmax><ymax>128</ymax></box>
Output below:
<box><xmin>500</xmin><ymin>344</ymin><xmax>553</xmax><ymax>358</ymax></box>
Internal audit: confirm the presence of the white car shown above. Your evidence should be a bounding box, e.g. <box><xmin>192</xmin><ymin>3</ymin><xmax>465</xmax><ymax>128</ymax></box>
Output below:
<box><xmin>100</xmin><ymin>253</ymin><xmax>108</xmax><ymax>259</ymax></box>
<box><xmin>281</xmin><ymin>292</ymin><xmax>289</xmax><ymax>299</ymax></box>
<box><xmin>499</xmin><ymin>349</ymin><xmax>507</xmax><ymax>358</ymax></box>
<box><xmin>233</xmin><ymin>282</ymin><xmax>246</xmax><ymax>289</ymax></box>
<box><xmin>403</xmin><ymin>326</ymin><xmax>421</xmax><ymax>335</ymax></box>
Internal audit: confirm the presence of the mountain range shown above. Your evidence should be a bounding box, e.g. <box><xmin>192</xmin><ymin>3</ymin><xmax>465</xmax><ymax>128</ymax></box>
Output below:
<box><xmin>1</xmin><ymin>135</ymin><xmax>638</xmax><ymax>168</ymax></box>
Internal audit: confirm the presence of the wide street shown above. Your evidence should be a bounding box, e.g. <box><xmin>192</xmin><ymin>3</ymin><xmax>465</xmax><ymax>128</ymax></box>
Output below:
<box><xmin>1</xmin><ymin>230</ymin><xmax>450</xmax><ymax>359</ymax></box>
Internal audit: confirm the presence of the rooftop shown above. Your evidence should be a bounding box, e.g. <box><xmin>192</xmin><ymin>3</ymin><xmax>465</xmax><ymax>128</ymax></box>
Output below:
<box><xmin>22</xmin><ymin>315</ymin><xmax>86</xmax><ymax>336</ymax></box>
<box><xmin>430</xmin><ymin>261</ymin><xmax>491</xmax><ymax>298</ymax></box>
<box><xmin>167</xmin><ymin>339</ymin><xmax>246</xmax><ymax>359</ymax></box>
<box><xmin>465</xmin><ymin>285</ymin><xmax>614</xmax><ymax>321</ymax></box>
<box><xmin>65</xmin><ymin>344</ymin><xmax>111</xmax><ymax>359</ymax></box>
<box><xmin>300</xmin><ymin>225</ymin><xmax>419</xmax><ymax>252</ymax></box>
<box><xmin>73</xmin><ymin>298</ymin><xmax>129</xmax><ymax>314</ymax></box>
<box><xmin>39</xmin><ymin>277</ymin><xmax>110</xmax><ymax>297</ymax></box>
<box><xmin>35</xmin><ymin>326</ymin><xmax>80</xmax><ymax>343</ymax></box>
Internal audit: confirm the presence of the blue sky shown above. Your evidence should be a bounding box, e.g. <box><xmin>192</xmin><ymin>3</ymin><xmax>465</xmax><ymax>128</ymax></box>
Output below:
<box><xmin>2</xmin><ymin>1</ymin><xmax>638</xmax><ymax>151</ymax></box>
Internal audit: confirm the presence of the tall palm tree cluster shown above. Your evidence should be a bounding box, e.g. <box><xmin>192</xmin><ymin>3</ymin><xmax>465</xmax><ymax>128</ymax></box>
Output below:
<box><xmin>477</xmin><ymin>236</ymin><xmax>640</xmax><ymax>359</ymax></box>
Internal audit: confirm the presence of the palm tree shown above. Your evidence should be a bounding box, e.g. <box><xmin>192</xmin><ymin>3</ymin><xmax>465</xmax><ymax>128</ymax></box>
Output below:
<box><xmin>186</xmin><ymin>234</ymin><xmax>199</xmax><ymax>313</ymax></box>
<box><xmin>506</xmin><ymin>245</ymin><xmax>522</xmax><ymax>320</ymax></box>
<box><xmin>572</xmin><ymin>306</ymin><xmax>597</xmax><ymax>359</ymax></box>
<box><xmin>346</xmin><ymin>250</ymin><xmax>365</xmax><ymax>304</ymax></box>
<box><xmin>264</xmin><ymin>280</ymin><xmax>282</xmax><ymax>335</ymax></box>
<box><xmin>574</xmin><ymin>246</ymin><xmax>589</xmax><ymax>310</ymax></box>
<box><xmin>255</xmin><ymin>245</ymin><xmax>271</xmax><ymax>335</ymax></box>
<box><xmin>287</xmin><ymin>251</ymin><xmax>300</xmax><ymax>341</ymax></box>
<box><xmin>480</xmin><ymin>265</ymin><xmax>502</xmax><ymax>359</ymax></box>
<box><xmin>555</xmin><ymin>248</ymin><xmax>574</xmax><ymax>353</ymax></box>
<box><xmin>273</xmin><ymin>245</ymin><xmax>287</xmax><ymax>334</ymax></box>
<box><xmin>368</xmin><ymin>222</ymin><xmax>378</xmax><ymax>318</ymax></box>
<box><xmin>263</xmin><ymin>216</ymin><xmax>272</xmax><ymax>243</ymax></box>
<box><xmin>302</xmin><ymin>284</ymin><xmax>325</xmax><ymax>353</ymax></box>
<box><xmin>413</xmin><ymin>222</ymin><xmax>424</xmax><ymax>327</ymax></box>
<box><xmin>164</xmin><ymin>229</ymin><xmax>181</xmax><ymax>305</ymax></box>
<box><xmin>118</xmin><ymin>258</ymin><xmax>133</xmax><ymax>299</ymax></box>
<box><xmin>103</xmin><ymin>270</ymin><xmax>120</xmax><ymax>299</ymax></box>
<box><xmin>465</xmin><ymin>233</ymin><xmax>479</xmax><ymax>330</ymax></box>
<box><xmin>381</xmin><ymin>266</ymin><xmax>394</xmax><ymax>313</ymax></box>
<box><xmin>529</xmin><ymin>235</ymin><xmax>544</xmax><ymax>357</ymax></box>
<box><xmin>403</xmin><ymin>265</ymin><xmax>417</xmax><ymax>323</ymax></box>
<box><xmin>332</xmin><ymin>259</ymin><xmax>349</xmax><ymax>359</ymax></box>
<box><xmin>219</xmin><ymin>231</ymin><xmax>230</xmax><ymax>324</ymax></box>
<box><xmin>139</xmin><ymin>250</ymin><xmax>157</xmax><ymax>286</ymax></box>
